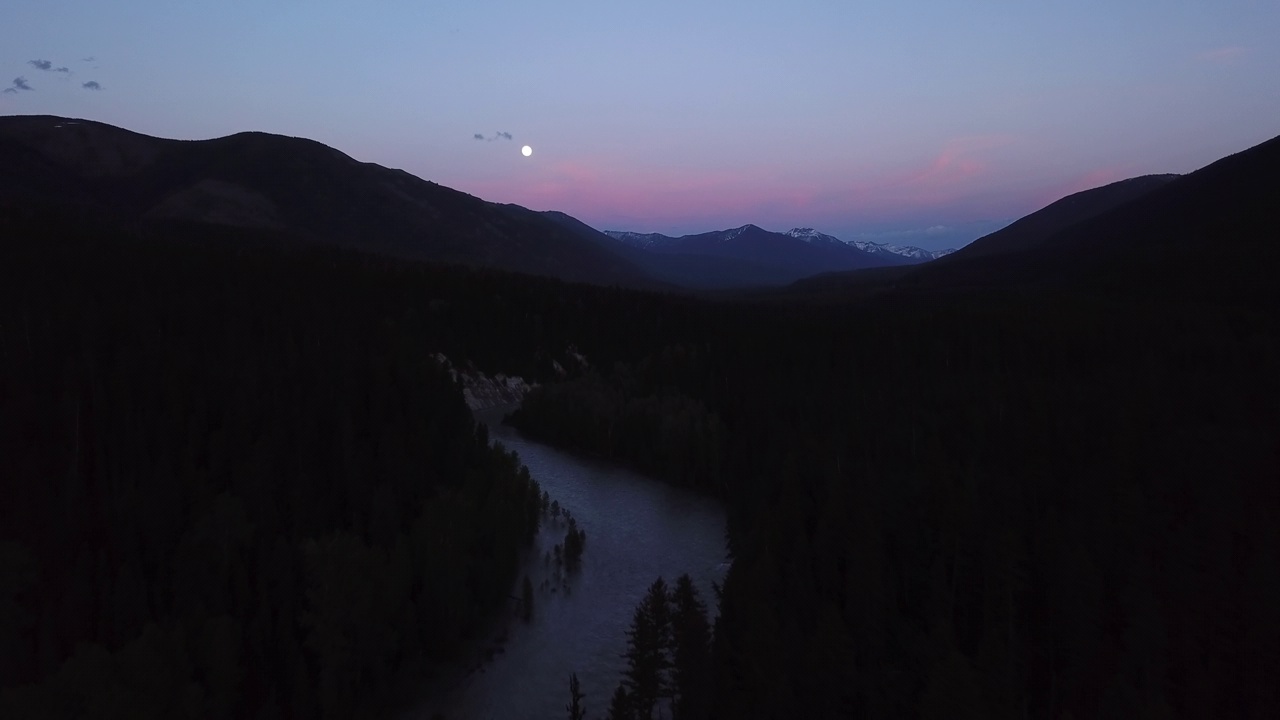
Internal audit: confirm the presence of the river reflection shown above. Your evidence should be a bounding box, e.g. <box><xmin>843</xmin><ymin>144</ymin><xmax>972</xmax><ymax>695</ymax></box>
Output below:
<box><xmin>406</xmin><ymin>407</ymin><xmax>728</xmax><ymax>720</ymax></box>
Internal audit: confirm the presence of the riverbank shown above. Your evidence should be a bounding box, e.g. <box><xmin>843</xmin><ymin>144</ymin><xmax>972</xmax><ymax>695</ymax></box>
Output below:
<box><xmin>402</xmin><ymin>407</ymin><xmax>728</xmax><ymax>719</ymax></box>
<box><xmin>432</xmin><ymin>353</ymin><xmax>536</xmax><ymax>410</ymax></box>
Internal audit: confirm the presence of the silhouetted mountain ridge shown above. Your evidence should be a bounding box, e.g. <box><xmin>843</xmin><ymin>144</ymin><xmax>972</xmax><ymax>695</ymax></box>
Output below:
<box><xmin>538</xmin><ymin>212</ymin><xmax>789</xmax><ymax>290</ymax></box>
<box><xmin>602</xmin><ymin>223</ymin><xmax>898</xmax><ymax>286</ymax></box>
<box><xmin>786</xmin><ymin>133</ymin><xmax>1280</xmax><ymax>304</ymax></box>
<box><xmin>0</xmin><ymin>114</ymin><xmax>654</xmax><ymax>287</ymax></box>
<box><xmin>942</xmin><ymin>173</ymin><xmax>1181</xmax><ymax>262</ymax></box>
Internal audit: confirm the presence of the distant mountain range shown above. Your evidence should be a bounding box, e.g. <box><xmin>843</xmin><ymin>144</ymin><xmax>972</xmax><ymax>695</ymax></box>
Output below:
<box><xmin>599</xmin><ymin>223</ymin><xmax>963</xmax><ymax>288</ymax></box>
<box><xmin>6</xmin><ymin>114</ymin><xmax>1270</xmax><ymax>300</ymax></box>
<box><xmin>608</xmin><ymin>226</ymin><xmax>952</xmax><ymax>263</ymax></box>
<box><xmin>782</xmin><ymin>227</ymin><xmax>955</xmax><ymax>261</ymax></box>
<box><xmin>601</xmin><ymin>224</ymin><xmax>902</xmax><ymax>287</ymax></box>
<box><xmin>538</xmin><ymin>213</ymin><xmax>801</xmax><ymax>290</ymax></box>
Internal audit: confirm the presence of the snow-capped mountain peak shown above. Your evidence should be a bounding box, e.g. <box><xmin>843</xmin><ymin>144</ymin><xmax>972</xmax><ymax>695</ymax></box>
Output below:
<box><xmin>785</xmin><ymin>228</ymin><xmax>954</xmax><ymax>261</ymax></box>
<box><xmin>850</xmin><ymin>240</ymin><xmax>955</xmax><ymax>261</ymax></box>
<box><xmin>723</xmin><ymin>224</ymin><xmax>752</xmax><ymax>241</ymax></box>
<box><xmin>784</xmin><ymin>227</ymin><xmax>843</xmax><ymax>245</ymax></box>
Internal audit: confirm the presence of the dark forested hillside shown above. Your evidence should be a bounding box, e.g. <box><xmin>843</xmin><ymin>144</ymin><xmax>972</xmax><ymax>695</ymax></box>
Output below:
<box><xmin>507</xmin><ymin>369</ymin><xmax>727</xmax><ymax>492</ymax></box>
<box><xmin>521</xmin><ymin>270</ymin><xmax>1279</xmax><ymax>720</ymax></box>
<box><xmin>712</xmin><ymin>298</ymin><xmax>1276</xmax><ymax>718</ymax></box>
<box><xmin>0</xmin><ymin>209</ymin><xmax>561</xmax><ymax>718</ymax></box>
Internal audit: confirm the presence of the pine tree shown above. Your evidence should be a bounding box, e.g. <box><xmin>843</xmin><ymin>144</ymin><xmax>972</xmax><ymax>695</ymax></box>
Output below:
<box><xmin>670</xmin><ymin>574</ymin><xmax>712</xmax><ymax>720</ymax></box>
<box><xmin>622</xmin><ymin>577</ymin><xmax>672</xmax><ymax>719</ymax></box>
<box><xmin>566</xmin><ymin>672</ymin><xmax>587</xmax><ymax>720</ymax></box>
<box><xmin>606</xmin><ymin>684</ymin><xmax>633</xmax><ymax>720</ymax></box>
<box><xmin>564</xmin><ymin>526</ymin><xmax>586</xmax><ymax>570</ymax></box>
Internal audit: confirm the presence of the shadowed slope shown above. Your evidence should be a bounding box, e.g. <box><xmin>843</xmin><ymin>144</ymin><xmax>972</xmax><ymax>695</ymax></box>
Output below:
<box><xmin>901</xmin><ymin>133</ymin><xmax>1280</xmax><ymax>301</ymax></box>
<box><xmin>0</xmin><ymin>115</ymin><xmax>654</xmax><ymax>287</ymax></box>
<box><xmin>943</xmin><ymin>174</ymin><xmax>1179</xmax><ymax>262</ymax></box>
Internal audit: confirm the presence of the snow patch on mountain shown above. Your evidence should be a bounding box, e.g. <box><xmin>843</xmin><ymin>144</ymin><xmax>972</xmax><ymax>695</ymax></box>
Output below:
<box><xmin>851</xmin><ymin>241</ymin><xmax>955</xmax><ymax>261</ymax></box>
<box><xmin>784</xmin><ymin>227</ymin><xmax>850</xmax><ymax>247</ymax></box>
<box><xmin>785</xmin><ymin>228</ymin><xmax>954</xmax><ymax>261</ymax></box>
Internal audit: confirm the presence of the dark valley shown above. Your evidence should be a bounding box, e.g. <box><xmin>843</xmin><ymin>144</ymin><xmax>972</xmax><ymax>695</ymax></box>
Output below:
<box><xmin>1</xmin><ymin>115</ymin><xmax>1278</xmax><ymax>720</ymax></box>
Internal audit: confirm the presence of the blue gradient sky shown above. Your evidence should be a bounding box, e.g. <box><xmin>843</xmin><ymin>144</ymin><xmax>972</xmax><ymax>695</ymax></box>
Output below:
<box><xmin>3</xmin><ymin>1</ymin><xmax>1278</xmax><ymax>250</ymax></box>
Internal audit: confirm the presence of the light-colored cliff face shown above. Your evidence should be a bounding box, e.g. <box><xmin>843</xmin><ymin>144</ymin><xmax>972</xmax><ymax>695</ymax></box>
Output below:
<box><xmin>434</xmin><ymin>354</ymin><xmax>536</xmax><ymax>410</ymax></box>
<box><xmin>461</xmin><ymin>373</ymin><xmax>535</xmax><ymax>410</ymax></box>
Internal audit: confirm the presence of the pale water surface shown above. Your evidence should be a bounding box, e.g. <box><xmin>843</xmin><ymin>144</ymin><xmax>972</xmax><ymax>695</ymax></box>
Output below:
<box><xmin>406</xmin><ymin>406</ymin><xmax>728</xmax><ymax>720</ymax></box>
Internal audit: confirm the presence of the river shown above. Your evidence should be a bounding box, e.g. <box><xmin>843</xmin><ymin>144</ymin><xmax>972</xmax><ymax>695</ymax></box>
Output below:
<box><xmin>404</xmin><ymin>406</ymin><xmax>729</xmax><ymax>720</ymax></box>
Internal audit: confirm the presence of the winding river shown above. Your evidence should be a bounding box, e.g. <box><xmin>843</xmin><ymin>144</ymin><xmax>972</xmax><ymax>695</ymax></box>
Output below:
<box><xmin>406</xmin><ymin>406</ymin><xmax>729</xmax><ymax>720</ymax></box>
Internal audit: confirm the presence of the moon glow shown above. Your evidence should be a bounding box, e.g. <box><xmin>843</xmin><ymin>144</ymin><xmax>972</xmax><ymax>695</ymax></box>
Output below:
<box><xmin>521</xmin><ymin>145</ymin><xmax>533</xmax><ymax>157</ymax></box>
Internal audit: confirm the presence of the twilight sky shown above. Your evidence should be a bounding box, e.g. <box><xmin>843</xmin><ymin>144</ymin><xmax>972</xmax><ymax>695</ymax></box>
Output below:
<box><xmin>3</xmin><ymin>1</ymin><xmax>1278</xmax><ymax>250</ymax></box>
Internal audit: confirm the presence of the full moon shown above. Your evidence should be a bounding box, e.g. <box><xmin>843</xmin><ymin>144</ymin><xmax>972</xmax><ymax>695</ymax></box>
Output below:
<box><xmin>521</xmin><ymin>145</ymin><xmax>533</xmax><ymax>157</ymax></box>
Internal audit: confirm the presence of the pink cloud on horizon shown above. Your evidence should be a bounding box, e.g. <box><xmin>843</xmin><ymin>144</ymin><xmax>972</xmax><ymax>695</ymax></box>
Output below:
<box><xmin>904</xmin><ymin>138</ymin><xmax>997</xmax><ymax>187</ymax></box>
<box><xmin>459</xmin><ymin>134</ymin><xmax>1045</xmax><ymax>233</ymax></box>
<box><xmin>463</xmin><ymin>156</ymin><xmax>824</xmax><ymax>229</ymax></box>
<box><xmin>822</xmin><ymin>135</ymin><xmax>1022</xmax><ymax>216</ymax></box>
<box><xmin>1197</xmin><ymin>46</ymin><xmax>1248</xmax><ymax>64</ymax></box>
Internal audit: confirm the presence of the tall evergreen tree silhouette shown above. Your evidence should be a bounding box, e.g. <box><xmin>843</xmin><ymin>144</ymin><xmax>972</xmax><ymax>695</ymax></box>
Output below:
<box><xmin>622</xmin><ymin>577</ymin><xmax>672</xmax><ymax>719</ymax></box>
<box><xmin>606</xmin><ymin>684</ymin><xmax>633</xmax><ymax>720</ymax></box>
<box><xmin>670</xmin><ymin>574</ymin><xmax>712</xmax><ymax>720</ymax></box>
<box><xmin>566</xmin><ymin>672</ymin><xmax>587</xmax><ymax>720</ymax></box>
